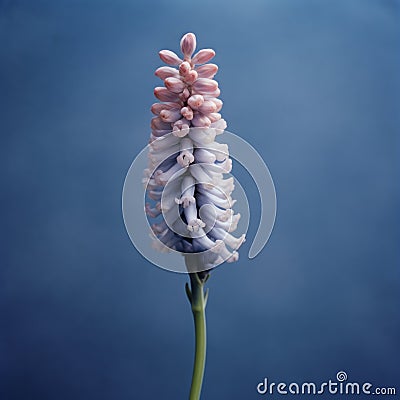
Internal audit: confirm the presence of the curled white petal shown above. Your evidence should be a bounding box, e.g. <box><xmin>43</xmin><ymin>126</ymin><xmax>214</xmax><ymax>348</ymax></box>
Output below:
<box><xmin>187</xmin><ymin>218</ymin><xmax>206</xmax><ymax>232</ymax></box>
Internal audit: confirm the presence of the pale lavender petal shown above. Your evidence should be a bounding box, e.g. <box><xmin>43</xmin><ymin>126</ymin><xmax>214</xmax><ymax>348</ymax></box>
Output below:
<box><xmin>177</xmin><ymin>137</ymin><xmax>195</xmax><ymax>166</ymax></box>
<box><xmin>197</xmin><ymin>183</ymin><xmax>231</xmax><ymax>199</ymax></box>
<box><xmin>154</xmin><ymin>163</ymin><xmax>185</xmax><ymax>186</ymax></box>
<box><xmin>199</xmin><ymin>203</ymin><xmax>233</xmax><ymax>223</ymax></box>
<box><xmin>197</xmin><ymin>192</ymin><xmax>236</xmax><ymax>209</ymax></box>
<box><xmin>193</xmin><ymin>148</ymin><xmax>216</xmax><ymax>163</ymax></box>
<box><xmin>206</xmin><ymin>142</ymin><xmax>229</xmax><ymax>159</ymax></box>
<box><xmin>191</xmin><ymin>229</ymin><xmax>218</xmax><ymax>250</ymax></box>
<box><xmin>189</xmin><ymin>163</ymin><xmax>215</xmax><ymax>185</ymax></box>
<box><xmin>148</xmin><ymin>146</ymin><xmax>179</xmax><ymax>166</ymax></box>
<box><xmin>209</xmin><ymin>228</ymin><xmax>246</xmax><ymax>250</ymax></box>
<box><xmin>188</xmin><ymin>127</ymin><xmax>216</xmax><ymax>145</ymax></box>
<box><xmin>184</xmin><ymin>202</ymin><xmax>205</xmax><ymax>232</ymax></box>
<box><xmin>210</xmin><ymin>118</ymin><xmax>227</xmax><ymax>133</ymax></box>
<box><xmin>191</xmin><ymin>114</ymin><xmax>211</xmax><ymax>127</ymax></box>
<box><xmin>216</xmin><ymin>213</ymin><xmax>241</xmax><ymax>233</ymax></box>
<box><xmin>175</xmin><ymin>175</ymin><xmax>196</xmax><ymax>208</ymax></box>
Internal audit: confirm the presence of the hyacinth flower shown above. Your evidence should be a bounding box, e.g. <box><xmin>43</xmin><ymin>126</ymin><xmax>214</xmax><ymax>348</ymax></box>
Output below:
<box><xmin>143</xmin><ymin>33</ymin><xmax>245</xmax><ymax>399</ymax></box>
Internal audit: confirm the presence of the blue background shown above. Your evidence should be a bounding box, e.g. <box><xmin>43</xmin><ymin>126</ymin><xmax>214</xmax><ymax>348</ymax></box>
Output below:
<box><xmin>1</xmin><ymin>0</ymin><xmax>399</xmax><ymax>399</ymax></box>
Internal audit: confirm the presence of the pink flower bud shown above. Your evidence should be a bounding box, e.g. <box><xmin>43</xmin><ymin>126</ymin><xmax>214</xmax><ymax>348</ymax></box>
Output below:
<box><xmin>179</xmin><ymin>61</ymin><xmax>191</xmax><ymax>76</ymax></box>
<box><xmin>164</xmin><ymin>77</ymin><xmax>186</xmax><ymax>93</ymax></box>
<box><xmin>160</xmin><ymin>109</ymin><xmax>182</xmax><ymax>123</ymax></box>
<box><xmin>196</xmin><ymin>63</ymin><xmax>218</xmax><ymax>79</ymax></box>
<box><xmin>198</xmin><ymin>100</ymin><xmax>217</xmax><ymax>114</ymax></box>
<box><xmin>192</xmin><ymin>49</ymin><xmax>215</xmax><ymax>65</ymax></box>
<box><xmin>208</xmin><ymin>113</ymin><xmax>221</xmax><ymax>122</ymax></box>
<box><xmin>151</xmin><ymin>102</ymin><xmax>181</xmax><ymax>115</ymax></box>
<box><xmin>159</xmin><ymin>50</ymin><xmax>183</xmax><ymax>66</ymax></box>
<box><xmin>179</xmin><ymin>88</ymin><xmax>190</xmax><ymax>102</ymax></box>
<box><xmin>211</xmin><ymin>98</ymin><xmax>223</xmax><ymax>112</ymax></box>
<box><xmin>191</xmin><ymin>113</ymin><xmax>211</xmax><ymax>127</ymax></box>
<box><xmin>187</xmin><ymin>95</ymin><xmax>204</xmax><ymax>109</ymax></box>
<box><xmin>173</xmin><ymin>119</ymin><xmax>190</xmax><ymax>137</ymax></box>
<box><xmin>184</xmin><ymin>70</ymin><xmax>198</xmax><ymax>85</ymax></box>
<box><xmin>151</xmin><ymin>117</ymin><xmax>172</xmax><ymax>130</ymax></box>
<box><xmin>154</xmin><ymin>87</ymin><xmax>181</xmax><ymax>102</ymax></box>
<box><xmin>180</xmin><ymin>33</ymin><xmax>196</xmax><ymax>59</ymax></box>
<box><xmin>155</xmin><ymin>66</ymin><xmax>179</xmax><ymax>80</ymax></box>
<box><xmin>192</xmin><ymin>78</ymin><xmax>218</xmax><ymax>93</ymax></box>
<box><xmin>173</xmin><ymin>118</ymin><xmax>190</xmax><ymax>129</ymax></box>
<box><xmin>181</xmin><ymin>106</ymin><xmax>194</xmax><ymax>120</ymax></box>
<box><xmin>203</xmin><ymin>88</ymin><xmax>221</xmax><ymax>98</ymax></box>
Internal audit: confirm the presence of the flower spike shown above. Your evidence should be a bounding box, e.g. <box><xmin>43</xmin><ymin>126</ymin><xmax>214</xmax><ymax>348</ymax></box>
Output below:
<box><xmin>145</xmin><ymin>33</ymin><xmax>244</xmax><ymax>270</ymax></box>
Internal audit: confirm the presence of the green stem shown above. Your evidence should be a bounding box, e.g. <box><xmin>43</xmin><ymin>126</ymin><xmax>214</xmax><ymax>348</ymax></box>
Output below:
<box><xmin>188</xmin><ymin>273</ymin><xmax>207</xmax><ymax>400</ymax></box>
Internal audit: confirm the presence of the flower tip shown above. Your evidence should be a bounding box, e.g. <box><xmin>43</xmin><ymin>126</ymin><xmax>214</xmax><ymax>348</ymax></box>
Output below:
<box><xmin>180</xmin><ymin>32</ymin><xmax>197</xmax><ymax>59</ymax></box>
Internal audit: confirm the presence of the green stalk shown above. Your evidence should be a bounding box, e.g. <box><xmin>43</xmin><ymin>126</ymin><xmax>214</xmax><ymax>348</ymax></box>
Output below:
<box><xmin>186</xmin><ymin>273</ymin><xmax>209</xmax><ymax>400</ymax></box>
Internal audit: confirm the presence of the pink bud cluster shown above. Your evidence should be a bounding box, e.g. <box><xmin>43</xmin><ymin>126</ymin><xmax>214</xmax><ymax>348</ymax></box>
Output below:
<box><xmin>151</xmin><ymin>32</ymin><xmax>224</xmax><ymax>137</ymax></box>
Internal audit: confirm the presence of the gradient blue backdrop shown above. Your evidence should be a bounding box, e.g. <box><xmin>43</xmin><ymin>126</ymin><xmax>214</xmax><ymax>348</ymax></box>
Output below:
<box><xmin>1</xmin><ymin>1</ymin><xmax>399</xmax><ymax>399</ymax></box>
